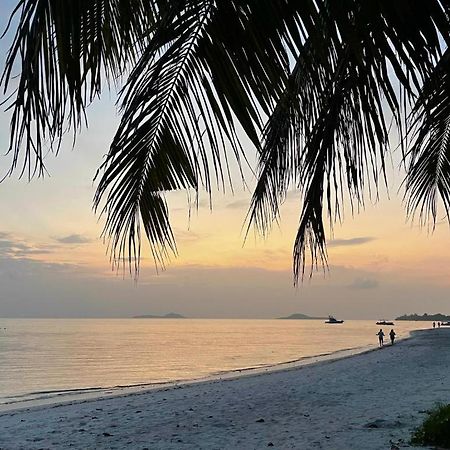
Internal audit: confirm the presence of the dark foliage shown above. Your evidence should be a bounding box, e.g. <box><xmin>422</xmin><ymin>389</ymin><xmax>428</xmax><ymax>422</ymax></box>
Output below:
<box><xmin>411</xmin><ymin>404</ymin><xmax>450</xmax><ymax>448</ymax></box>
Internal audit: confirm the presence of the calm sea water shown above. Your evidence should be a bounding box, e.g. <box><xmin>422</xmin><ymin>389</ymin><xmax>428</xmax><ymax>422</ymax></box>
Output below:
<box><xmin>0</xmin><ymin>319</ymin><xmax>428</xmax><ymax>407</ymax></box>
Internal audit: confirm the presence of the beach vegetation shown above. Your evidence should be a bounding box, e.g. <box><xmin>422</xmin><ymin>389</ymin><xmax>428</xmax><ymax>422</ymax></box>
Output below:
<box><xmin>396</xmin><ymin>313</ymin><xmax>450</xmax><ymax>322</ymax></box>
<box><xmin>2</xmin><ymin>1</ymin><xmax>450</xmax><ymax>280</ymax></box>
<box><xmin>411</xmin><ymin>404</ymin><xmax>450</xmax><ymax>449</ymax></box>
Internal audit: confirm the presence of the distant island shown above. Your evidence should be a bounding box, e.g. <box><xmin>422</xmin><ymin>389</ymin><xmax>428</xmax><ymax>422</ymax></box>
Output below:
<box><xmin>278</xmin><ymin>313</ymin><xmax>327</xmax><ymax>320</ymax></box>
<box><xmin>396</xmin><ymin>313</ymin><xmax>450</xmax><ymax>321</ymax></box>
<box><xmin>133</xmin><ymin>313</ymin><xmax>186</xmax><ymax>319</ymax></box>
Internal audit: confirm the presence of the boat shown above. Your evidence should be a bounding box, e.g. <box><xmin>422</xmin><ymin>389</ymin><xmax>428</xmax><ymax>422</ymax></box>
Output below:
<box><xmin>325</xmin><ymin>316</ymin><xmax>344</xmax><ymax>324</ymax></box>
<box><xmin>376</xmin><ymin>320</ymin><xmax>395</xmax><ymax>325</ymax></box>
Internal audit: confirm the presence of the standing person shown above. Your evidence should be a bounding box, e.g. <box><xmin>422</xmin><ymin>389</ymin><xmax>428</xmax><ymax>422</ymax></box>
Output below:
<box><xmin>376</xmin><ymin>329</ymin><xmax>385</xmax><ymax>347</ymax></box>
<box><xmin>438</xmin><ymin>322</ymin><xmax>441</xmax><ymax>328</ymax></box>
<box><xmin>433</xmin><ymin>321</ymin><xmax>436</xmax><ymax>329</ymax></box>
<box><xmin>389</xmin><ymin>329</ymin><xmax>396</xmax><ymax>345</ymax></box>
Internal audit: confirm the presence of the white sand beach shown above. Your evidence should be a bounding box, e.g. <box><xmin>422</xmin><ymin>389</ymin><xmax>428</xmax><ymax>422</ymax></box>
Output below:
<box><xmin>0</xmin><ymin>329</ymin><xmax>448</xmax><ymax>450</ymax></box>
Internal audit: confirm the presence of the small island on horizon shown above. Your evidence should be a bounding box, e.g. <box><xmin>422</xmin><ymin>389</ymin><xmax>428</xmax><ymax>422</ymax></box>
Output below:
<box><xmin>133</xmin><ymin>312</ymin><xmax>186</xmax><ymax>319</ymax></box>
<box><xmin>278</xmin><ymin>313</ymin><xmax>327</xmax><ymax>320</ymax></box>
<box><xmin>396</xmin><ymin>313</ymin><xmax>450</xmax><ymax>321</ymax></box>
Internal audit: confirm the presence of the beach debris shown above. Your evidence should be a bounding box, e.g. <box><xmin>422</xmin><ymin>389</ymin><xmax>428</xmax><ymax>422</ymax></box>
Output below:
<box><xmin>389</xmin><ymin>440</ymin><xmax>400</xmax><ymax>450</ymax></box>
<box><xmin>364</xmin><ymin>419</ymin><xmax>402</xmax><ymax>429</ymax></box>
<box><xmin>256</xmin><ymin>418</ymin><xmax>265</xmax><ymax>423</ymax></box>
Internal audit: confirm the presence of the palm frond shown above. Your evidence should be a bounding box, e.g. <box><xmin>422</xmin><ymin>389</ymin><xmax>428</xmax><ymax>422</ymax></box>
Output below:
<box><xmin>94</xmin><ymin>0</ymin><xmax>215</xmax><ymax>272</ymax></box>
<box><xmin>1</xmin><ymin>0</ymin><xmax>154</xmax><ymax>178</ymax></box>
<box><xmin>405</xmin><ymin>50</ymin><xmax>450</xmax><ymax>226</ymax></box>
<box><xmin>249</xmin><ymin>0</ymin><xmax>450</xmax><ymax>282</ymax></box>
<box><xmin>3</xmin><ymin>0</ymin><xmax>450</xmax><ymax>281</ymax></box>
<box><xmin>94</xmin><ymin>0</ymin><xmax>309</xmax><ymax>272</ymax></box>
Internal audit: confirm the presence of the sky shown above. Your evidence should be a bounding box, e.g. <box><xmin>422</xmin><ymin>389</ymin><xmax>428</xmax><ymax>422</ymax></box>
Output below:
<box><xmin>0</xmin><ymin>2</ymin><xmax>449</xmax><ymax>318</ymax></box>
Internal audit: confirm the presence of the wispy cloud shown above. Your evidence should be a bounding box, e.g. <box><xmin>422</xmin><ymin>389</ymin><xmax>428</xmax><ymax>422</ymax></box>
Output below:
<box><xmin>328</xmin><ymin>237</ymin><xmax>376</xmax><ymax>247</ymax></box>
<box><xmin>55</xmin><ymin>234</ymin><xmax>92</xmax><ymax>244</ymax></box>
<box><xmin>225</xmin><ymin>199</ymin><xmax>249</xmax><ymax>210</ymax></box>
<box><xmin>0</xmin><ymin>234</ymin><xmax>53</xmax><ymax>258</ymax></box>
<box><xmin>348</xmin><ymin>277</ymin><xmax>379</xmax><ymax>289</ymax></box>
<box><xmin>174</xmin><ymin>229</ymin><xmax>208</xmax><ymax>243</ymax></box>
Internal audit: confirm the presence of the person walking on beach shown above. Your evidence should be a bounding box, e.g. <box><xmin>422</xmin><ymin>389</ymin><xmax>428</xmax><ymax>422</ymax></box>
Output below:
<box><xmin>433</xmin><ymin>321</ymin><xmax>436</xmax><ymax>329</ymax></box>
<box><xmin>389</xmin><ymin>329</ymin><xmax>396</xmax><ymax>345</ymax></box>
<box><xmin>377</xmin><ymin>329</ymin><xmax>385</xmax><ymax>347</ymax></box>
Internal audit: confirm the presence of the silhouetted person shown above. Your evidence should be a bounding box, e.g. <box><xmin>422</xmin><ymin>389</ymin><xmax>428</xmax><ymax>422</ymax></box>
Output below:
<box><xmin>389</xmin><ymin>329</ymin><xmax>396</xmax><ymax>345</ymax></box>
<box><xmin>433</xmin><ymin>321</ymin><xmax>436</xmax><ymax>329</ymax></box>
<box><xmin>377</xmin><ymin>329</ymin><xmax>385</xmax><ymax>347</ymax></box>
<box><xmin>438</xmin><ymin>322</ymin><xmax>441</xmax><ymax>328</ymax></box>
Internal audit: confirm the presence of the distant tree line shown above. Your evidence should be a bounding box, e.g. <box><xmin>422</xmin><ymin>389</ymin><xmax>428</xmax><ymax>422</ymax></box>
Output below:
<box><xmin>396</xmin><ymin>313</ymin><xmax>450</xmax><ymax>321</ymax></box>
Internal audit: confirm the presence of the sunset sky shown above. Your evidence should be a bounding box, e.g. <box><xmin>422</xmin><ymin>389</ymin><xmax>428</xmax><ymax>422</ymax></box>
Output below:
<box><xmin>0</xmin><ymin>1</ymin><xmax>449</xmax><ymax>319</ymax></box>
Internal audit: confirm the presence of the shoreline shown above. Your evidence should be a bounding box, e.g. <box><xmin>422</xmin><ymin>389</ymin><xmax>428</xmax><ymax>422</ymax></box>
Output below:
<box><xmin>1</xmin><ymin>328</ymin><xmax>448</xmax><ymax>449</ymax></box>
<box><xmin>0</xmin><ymin>330</ymin><xmax>415</xmax><ymax>413</ymax></box>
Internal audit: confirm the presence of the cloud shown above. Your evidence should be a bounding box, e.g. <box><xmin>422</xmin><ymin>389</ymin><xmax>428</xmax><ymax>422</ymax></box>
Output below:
<box><xmin>0</xmin><ymin>232</ymin><xmax>97</xmax><ymax>282</ymax></box>
<box><xmin>173</xmin><ymin>229</ymin><xmax>207</xmax><ymax>243</ymax></box>
<box><xmin>55</xmin><ymin>234</ymin><xmax>92</xmax><ymax>244</ymax></box>
<box><xmin>0</xmin><ymin>257</ymin><xmax>79</xmax><ymax>276</ymax></box>
<box><xmin>0</xmin><ymin>236</ymin><xmax>53</xmax><ymax>258</ymax></box>
<box><xmin>171</xmin><ymin>198</ymin><xmax>211</xmax><ymax>213</ymax></box>
<box><xmin>225</xmin><ymin>199</ymin><xmax>249</xmax><ymax>210</ymax></box>
<box><xmin>328</xmin><ymin>237</ymin><xmax>376</xmax><ymax>247</ymax></box>
<box><xmin>348</xmin><ymin>277</ymin><xmax>379</xmax><ymax>289</ymax></box>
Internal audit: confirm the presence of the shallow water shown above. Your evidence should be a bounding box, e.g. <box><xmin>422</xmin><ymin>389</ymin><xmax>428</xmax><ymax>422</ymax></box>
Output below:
<box><xmin>0</xmin><ymin>318</ymin><xmax>429</xmax><ymax>406</ymax></box>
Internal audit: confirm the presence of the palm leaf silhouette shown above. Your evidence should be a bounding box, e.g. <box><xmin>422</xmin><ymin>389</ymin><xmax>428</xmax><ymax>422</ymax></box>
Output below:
<box><xmin>2</xmin><ymin>0</ymin><xmax>450</xmax><ymax>281</ymax></box>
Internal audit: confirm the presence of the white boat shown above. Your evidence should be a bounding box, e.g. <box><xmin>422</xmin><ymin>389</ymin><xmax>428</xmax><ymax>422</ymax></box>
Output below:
<box><xmin>325</xmin><ymin>316</ymin><xmax>344</xmax><ymax>324</ymax></box>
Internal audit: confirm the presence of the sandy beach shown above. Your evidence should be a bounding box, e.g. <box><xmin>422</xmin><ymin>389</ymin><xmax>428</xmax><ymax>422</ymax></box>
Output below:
<box><xmin>0</xmin><ymin>329</ymin><xmax>448</xmax><ymax>449</ymax></box>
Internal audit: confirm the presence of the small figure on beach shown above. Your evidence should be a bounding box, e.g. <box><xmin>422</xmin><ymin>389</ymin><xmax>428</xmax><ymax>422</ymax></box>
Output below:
<box><xmin>433</xmin><ymin>321</ymin><xmax>436</xmax><ymax>329</ymax></box>
<box><xmin>377</xmin><ymin>329</ymin><xmax>385</xmax><ymax>347</ymax></box>
<box><xmin>438</xmin><ymin>322</ymin><xmax>441</xmax><ymax>328</ymax></box>
<box><xmin>389</xmin><ymin>329</ymin><xmax>396</xmax><ymax>345</ymax></box>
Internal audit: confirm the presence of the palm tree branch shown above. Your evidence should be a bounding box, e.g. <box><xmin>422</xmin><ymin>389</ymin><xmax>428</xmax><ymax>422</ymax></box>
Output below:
<box><xmin>94</xmin><ymin>0</ymin><xmax>214</xmax><ymax>273</ymax></box>
<box><xmin>1</xmin><ymin>0</ymin><xmax>154</xmax><ymax>178</ymax></box>
<box><xmin>405</xmin><ymin>49</ymin><xmax>450</xmax><ymax>226</ymax></box>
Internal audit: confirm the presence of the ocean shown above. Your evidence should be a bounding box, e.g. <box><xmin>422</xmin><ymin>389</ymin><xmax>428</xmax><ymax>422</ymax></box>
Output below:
<box><xmin>0</xmin><ymin>318</ymin><xmax>428</xmax><ymax>408</ymax></box>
